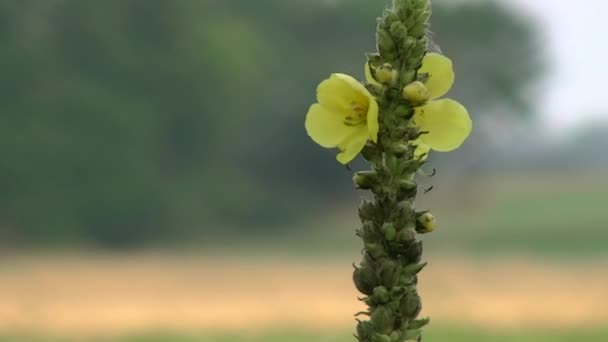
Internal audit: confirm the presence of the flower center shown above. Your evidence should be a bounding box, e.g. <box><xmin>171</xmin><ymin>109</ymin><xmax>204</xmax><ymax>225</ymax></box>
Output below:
<box><xmin>343</xmin><ymin>101</ymin><xmax>368</xmax><ymax>127</ymax></box>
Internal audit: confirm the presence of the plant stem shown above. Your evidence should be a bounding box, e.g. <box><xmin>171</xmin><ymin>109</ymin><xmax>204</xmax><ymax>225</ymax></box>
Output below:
<box><xmin>353</xmin><ymin>1</ymin><xmax>434</xmax><ymax>341</ymax></box>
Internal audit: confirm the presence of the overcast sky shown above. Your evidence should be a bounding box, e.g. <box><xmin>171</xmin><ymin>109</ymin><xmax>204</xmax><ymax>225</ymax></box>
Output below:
<box><xmin>509</xmin><ymin>0</ymin><xmax>608</xmax><ymax>132</ymax></box>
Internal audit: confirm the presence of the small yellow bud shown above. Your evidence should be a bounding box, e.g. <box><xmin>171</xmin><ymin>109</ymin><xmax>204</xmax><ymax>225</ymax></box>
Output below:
<box><xmin>375</xmin><ymin>63</ymin><xmax>398</xmax><ymax>84</ymax></box>
<box><xmin>402</xmin><ymin>81</ymin><xmax>430</xmax><ymax>105</ymax></box>
<box><xmin>416</xmin><ymin>212</ymin><xmax>436</xmax><ymax>234</ymax></box>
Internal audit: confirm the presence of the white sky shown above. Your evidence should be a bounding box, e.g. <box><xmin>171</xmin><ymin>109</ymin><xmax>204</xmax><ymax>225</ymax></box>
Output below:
<box><xmin>508</xmin><ymin>0</ymin><xmax>608</xmax><ymax>132</ymax></box>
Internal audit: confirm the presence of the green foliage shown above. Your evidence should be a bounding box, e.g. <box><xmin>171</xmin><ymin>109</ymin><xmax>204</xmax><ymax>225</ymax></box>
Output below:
<box><xmin>431</xmin><ymin>1</ymin><xmax>543</xmax><ymax>114</ymax></box>
<box><xmin>0</xmin><ymin>0</ymin><xmax>542</xmax><ymax>247</ymax></box>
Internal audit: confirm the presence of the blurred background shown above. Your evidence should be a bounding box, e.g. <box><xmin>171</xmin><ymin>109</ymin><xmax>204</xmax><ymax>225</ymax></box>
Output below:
<box><xmin>0</xmin><ymin>0</ymin><xmax>607</xmax><ymax>341</ymax></box>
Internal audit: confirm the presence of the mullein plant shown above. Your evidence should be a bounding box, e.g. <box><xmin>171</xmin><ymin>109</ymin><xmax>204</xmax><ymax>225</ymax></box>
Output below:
<box><xmin>305</xmin><ymin>0</ymin><xmax>472</xmax><ymax>341</ymax></box>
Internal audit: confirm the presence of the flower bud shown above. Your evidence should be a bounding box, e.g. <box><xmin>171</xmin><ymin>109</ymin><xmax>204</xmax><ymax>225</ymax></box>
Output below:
<box><xmin>361</xmin><ymin>220</ymin><xmax>379</xmax><ymax>241</ymax></box>
<box><xmin>383</xmin><ymin>10</ymin><xmax>400</xmax><ymax>26</ymax></box>
<box><xmin>404</xmin><ymin>240</ymin><xmax>423</xmax><ymax>263</ymax></box>
<box><xmin>389</xmin><ymin>332</ymin><xmax>402</xmax><ymax>342</ymax></box>
<box><xmin>372</xmin><ymin>63</ymin><xmax>398</xmax><ymax>85</ymax></box>
<box><xmin>394</xmin><ymin>201</ymin><xmax>415</xmax><ymax>230</ymax></box>
<box><xmin>389</xmin><ymin>142</ymin><xmax>409</xmax><ymax>156</ymax></box>
<box><xmin>377</xmin><ymin>29</ymin><xmax>397</xmax><ymax>59</ymax></box>
<box><xmin>389</xmin><ymin>21</ymin><xmax>408</xmax><ymax>41</ymax></box>
<box><xmin>359</xmin><ymin>199</ymin><xmax>379</xmax><ymax>223</ymax></box>
<box><xmin>382</xmin><ymin>223</ymin><xmax>397</xmax><ymax>241</ymax></box>
<box><xmin>393</xmin><ymin>105</ymin><xmax>413</xmax><ymax>119</ymax></box>
<box><xmin>371</xmin><ymin>306</ymin><xmax>395</xmax><ymax>334</ymax></box>
<box><xmin>362</xmin><ymin>144</ymin><xmax>382</xmax><ymax>163</ymax></box>
<box><xmin>354</xmin><ymin>171</ymin><xmax>379</xmax><ymax>190</ymax></box>
<box><xmin>373</xmin><ymin>286</ymin><xmax>390</xmax><ymax>303</ymax></box>
<box><xmin>402</xmin><ymin>81</ymin><xmax>430</xmax><ymax>105</ymax></box>
<box><xmin>396</xmin><ymin>227</ymin><xmax>416</xmax><ymax>243</ymax></box>
<box><xmin>372</xmin><ymin>334</ymin><xmax>392</xmax><ymax>342</ymax></box>
<box><xmin>400</xmin><ymin>70</ymin><xmax>416</xmax><ymax>84</ymax></box>
<box><xmin>397</xmin><ymin>179</ymin><xmax>417</xmax><ymax>192</ymax></box>
<box><xmin>379</xmin><ymin>259</ymin><xmax>399</xmax><ymax>287</ymax></box>
<box><xmin>409</xmin><ymin>38</ymin><xmax>427</xmax><ymax>63</ymax></box>
<box><xmin>404</xmin><ymin>37</ymin><xmax>417</xmax><ymax>50</ymax></box>
<box><xmin>365</xmin><ymin>242</ymin><xmax>386</xmax><ymax>259</ymax></box>
<box><xmin>416</xmin><ymin>212</ymin><xmax>436</xmax><ymax>234</ymax></box>
<box><xmin>356</xmin><ymin>320</ymin><xmax>374</xmax><ymax>340</ymax></box>
<box><xmin>353</xmin><ymin>265</ymin><xmax>379</xmax><ymax>295</ymax></box>
<box><xmin>410</xmin><ymin>16</ymin><xmax>429</xmax><ymax>38</ymax></box>
<box><xmin>400</xmin><ymin>290</ymin><xmax>422</xmax><ymax>318</ymax></box>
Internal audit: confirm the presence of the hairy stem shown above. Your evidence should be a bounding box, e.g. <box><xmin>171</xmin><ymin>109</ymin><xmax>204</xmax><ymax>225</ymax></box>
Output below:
<box><xmin>353</xmin><ymin>1</ymin><xmax>433</xmax><ymax>341</ymax></box>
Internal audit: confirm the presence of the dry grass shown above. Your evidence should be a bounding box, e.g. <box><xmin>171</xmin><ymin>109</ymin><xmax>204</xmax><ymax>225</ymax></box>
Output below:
<box><xmin>0</xmin><ymin>253</ymin><xmax>607</xmax><ymax>335</ymax></box>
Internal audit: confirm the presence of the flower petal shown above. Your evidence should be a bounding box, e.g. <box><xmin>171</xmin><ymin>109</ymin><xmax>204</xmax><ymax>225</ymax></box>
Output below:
<box><xmin>414</xmin><ymin>99</ymin><xmax>472</xmax><ymax>152</ymax></box>
<box><xmin>419</xmin><ymin>53</ymin><xmax>455</xmax><ymax>99</ymax></box>
<box><xmin>305</xmin><ymin>104</ymin><xmax>362</xmax><ymax>148</ymax></box>
<box><xmin>317</xmin><ymin>73</ymin><xmax>370</xmax><ymax>114</ymax></box>
<box><xmin>411</xmin><ymin>139</ymin><xmax>431</xmax><ymax>160</ymax></box>
<box><xmin>336</xmin><ymin>127</ymin><xmax>369</xmax><ymax>164</ymax></box>
<box><xmin>365</xmin><ymin>63</ymin><xmax>381</xmax><ymax>86</ymax></box>
<box><xmin>366</xmin><ymin>95</ymin><xmax>379</xmax><ymax>143</ymax></box>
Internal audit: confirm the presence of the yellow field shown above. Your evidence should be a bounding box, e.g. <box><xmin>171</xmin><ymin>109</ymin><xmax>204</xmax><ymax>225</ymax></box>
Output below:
<box><xmin>0</xmin><ymin>254</ymin><xmax>607</xmax><ymax>335</ymax></box>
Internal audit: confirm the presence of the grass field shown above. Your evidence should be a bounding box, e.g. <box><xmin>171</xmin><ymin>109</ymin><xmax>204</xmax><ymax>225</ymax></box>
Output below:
<box><xmin>1</xmin><ymin>173</ymin><xmax>606</xmax><ymax>341</ymax></box>
<box><xmin>3</xmin><ymin>327</ymin><xmax>608</xmax><ymax>342</ymax></box>
<box><xmin>1</xmin><ymin>255</ymin><xmax>607</xmax><ymax>340</ymax></box>
<box><xmin>265</xmin><ymin>171</ymin><xmax>608</xmax><ymax>258</ymax></box>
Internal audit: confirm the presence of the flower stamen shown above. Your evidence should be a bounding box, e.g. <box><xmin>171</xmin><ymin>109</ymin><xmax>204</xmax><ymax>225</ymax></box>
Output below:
<box><xmin>344</xmin><ymin>101</ymin><xmax>368</xmax><ymax>126</ymax></box>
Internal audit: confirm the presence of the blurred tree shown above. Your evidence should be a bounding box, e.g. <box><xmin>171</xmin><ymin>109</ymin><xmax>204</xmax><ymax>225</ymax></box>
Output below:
<box><xmin>431</xmin><ymin>1</ymin><xmax>543</xmax><ymax>115</ymax></box>
<box><xmin>0</xmin><ymin>0</ymin><xmax>544</xmax><ymax>247</ymax></box>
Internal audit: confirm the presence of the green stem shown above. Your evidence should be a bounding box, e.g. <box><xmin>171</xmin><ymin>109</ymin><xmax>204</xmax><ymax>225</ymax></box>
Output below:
<box><xmin>352</xmin><ymin>1</ymin><xmax>433</xmax><ymax>341</ymax></box>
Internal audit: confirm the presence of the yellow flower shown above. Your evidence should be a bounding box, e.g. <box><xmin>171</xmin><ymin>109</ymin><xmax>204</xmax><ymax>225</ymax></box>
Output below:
<box><xmin>412</xmin><ymin>53</ymin><xmax>472</xmax><ymax>153</ymax></box>
<box><xmin>305</xmin><ymin>74</ymin><xmax>379</xmax><ymax>164</ymax></box>
<box><xmin>365</xmin><ymin>53</ymin><xmax>472</xmax><ymax>158</ymax></box>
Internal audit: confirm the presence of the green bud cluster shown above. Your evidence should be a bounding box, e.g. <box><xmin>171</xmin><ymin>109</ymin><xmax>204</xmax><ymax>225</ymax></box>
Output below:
<box><xmin>373</xmin><ymin>0</ymin><xmax>431</xmax><ymax>84</ymax></box>
<box><xmin>354</xmin><ymin>1</ymin><xmax>436</xmax><ymax>341</ymax></box>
